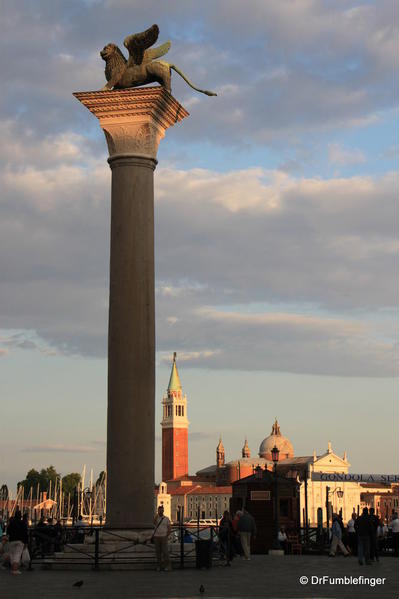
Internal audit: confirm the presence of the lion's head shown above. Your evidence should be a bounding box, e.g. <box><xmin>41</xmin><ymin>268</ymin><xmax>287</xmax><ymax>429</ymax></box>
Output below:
<box><xmin>100</xmin><ymin>44</ymin><xmax>127</xmax><ymax>83</ymax></box>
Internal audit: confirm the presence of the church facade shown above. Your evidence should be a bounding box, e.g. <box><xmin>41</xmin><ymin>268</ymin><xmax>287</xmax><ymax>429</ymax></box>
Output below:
<box><xmin>157</xmin><ymin>355</ymin><xmax>396</xmax><ymax>525</ymax></box>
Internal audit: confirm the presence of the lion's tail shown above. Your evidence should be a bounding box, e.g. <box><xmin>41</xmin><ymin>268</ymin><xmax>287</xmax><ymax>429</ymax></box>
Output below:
<box><xmin>169</xmin><ymin>64</ymin><xmax>217</xmax><ymax>96</ymax></box>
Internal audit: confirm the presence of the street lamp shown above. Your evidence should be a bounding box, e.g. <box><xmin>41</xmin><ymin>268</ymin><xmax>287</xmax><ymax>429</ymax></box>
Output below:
<box><xmin>83</xmin><ymin>488</ymin><xmax>93</xmax><ymax>522</ymax></box>
<box><xmin>271</xmin><ymin>445</ymin><xmax>281</xmax><ymax>550</ymax></box>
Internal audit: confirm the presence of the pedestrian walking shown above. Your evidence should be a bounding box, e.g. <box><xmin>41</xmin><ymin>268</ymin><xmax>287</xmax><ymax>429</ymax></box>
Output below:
<box><xmin>152</xmin><ymin>505</ymin><xmax>172</xmax><ymax>571</ymax></box>
<box><xmin>329</xmin><ymin>515</ymin><xmax>349</xmax><ymax>557</ymax></box>
<box><xmin>355</xmin><ymin>507</ymin><xmax>372</xmax><ymax>565</ymax></box>
<box><xmin>237</xmin><ymin>508</ymin><xmax>256</xmax><ymax>560</ymax></box>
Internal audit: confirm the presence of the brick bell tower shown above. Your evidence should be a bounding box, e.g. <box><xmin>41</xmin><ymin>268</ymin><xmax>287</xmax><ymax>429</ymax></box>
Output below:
<box><xmin>161</xmin><ymin>353</ymin><xmax>189</xmax><ymax>481</ymax></box>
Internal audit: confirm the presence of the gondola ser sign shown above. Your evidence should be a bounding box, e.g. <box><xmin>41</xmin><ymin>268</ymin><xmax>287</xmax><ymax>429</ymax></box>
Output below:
<box><xmin>311</xmin><ymin>473</ymin><xmax>399</xmax><ymax>483</ymax></box>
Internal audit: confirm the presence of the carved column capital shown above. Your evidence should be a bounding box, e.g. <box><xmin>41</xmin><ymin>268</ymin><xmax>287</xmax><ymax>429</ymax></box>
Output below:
<box><xmin>73</xmin><ymin>87</ymin><xmax>189</xmax><ymax>160</ymax></box>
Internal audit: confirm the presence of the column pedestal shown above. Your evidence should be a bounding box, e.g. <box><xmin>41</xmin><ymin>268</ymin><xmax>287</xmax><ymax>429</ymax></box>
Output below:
<box><xmin>74</xmin><ymin>87</ymin><xmax>189</xmax><ymax>529</ymax></box>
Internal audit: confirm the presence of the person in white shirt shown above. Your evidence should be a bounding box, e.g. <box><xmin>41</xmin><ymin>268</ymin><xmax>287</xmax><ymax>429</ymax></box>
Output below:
<box><xmin>377</xmin><ymin>522</ymin><xmax>387</xmax><ymax>553</ymax></box>
<box><xmin>74</xmin><ymin>515</ymin><xmax>87</xmax><ymax>543</ymax></box>
<box><xmin>347</xmin><ymin>513</ymin><xmax>357</xmax><ymax>555</ymax></box>
<box><xmin>389</xmin><ymin>513</ymin><xmax>399</xmax><ymax>555</ymax></box>
<box><xmin>278</xmin><ymin>527</ymin><xmax>287</xmax><ymax>553</ymax></box>
<box><xmin>153</xmin><ymin>505</ymin><xmax>172</xmax><ymax>571</ymax></box>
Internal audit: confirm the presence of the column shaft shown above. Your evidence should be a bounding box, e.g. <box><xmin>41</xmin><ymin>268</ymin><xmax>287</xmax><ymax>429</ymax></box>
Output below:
<box><xmin>73</xmin><ymin>87</ymin><xmax>189</xmax><ymax>531</ymax></box>
<box><xmin>106</xmin><ymin>155</ymin><xmax>156</xmax><ymax>528</ymax></box>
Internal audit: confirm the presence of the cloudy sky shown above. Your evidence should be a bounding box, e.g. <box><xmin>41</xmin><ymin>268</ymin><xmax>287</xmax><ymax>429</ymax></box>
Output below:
<box><xmin>2</xmin><ymin>0</ymin><xmax>399</xmax><ymax>490</ymax></box>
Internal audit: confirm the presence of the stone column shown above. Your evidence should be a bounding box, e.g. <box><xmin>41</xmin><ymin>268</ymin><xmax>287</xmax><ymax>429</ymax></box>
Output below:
<box><xmin>74</xmin><ymin>87</ymin><xmax>188</xmax><ymax>528</ymax></box>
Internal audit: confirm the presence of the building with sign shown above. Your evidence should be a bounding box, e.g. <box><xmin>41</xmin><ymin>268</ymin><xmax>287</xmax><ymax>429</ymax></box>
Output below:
<box><xmin>157</xmin><ymin>356</ymin><xmax>396</xmax><ymax>526</ymax></box>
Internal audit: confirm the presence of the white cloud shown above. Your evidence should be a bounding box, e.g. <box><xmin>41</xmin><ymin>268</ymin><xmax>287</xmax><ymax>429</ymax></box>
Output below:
<box><xmin>2</xmin><ymin>2</ymin><xmax>399</xmax><ymax>377</ymax></box>
<box><xmin>157</xmin><ymin>305</ymin><xmax>399</xmax><ymax>376</ymax></box>
<box><xmin>328</xmin><ymin>143</ymin><xmax>366</xmax><ymax>166</ymax></box>
<box><xmin>2</xmin><ymin>131</ymin><xmax>399</xmax><ymax>375</ymax></box>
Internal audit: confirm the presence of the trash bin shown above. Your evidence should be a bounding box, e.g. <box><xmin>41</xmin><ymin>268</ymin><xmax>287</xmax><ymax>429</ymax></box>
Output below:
<box><xmin>195</xmin><ymin>539</ymin><xmax>213</xmax><ymax>569</ymax></box>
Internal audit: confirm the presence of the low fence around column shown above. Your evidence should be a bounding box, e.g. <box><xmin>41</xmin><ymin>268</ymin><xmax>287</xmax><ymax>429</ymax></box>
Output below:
<box><xmin>27</xmin><ymin>523</ymin><xmax>222</xmax><ymax>570</ymax></box>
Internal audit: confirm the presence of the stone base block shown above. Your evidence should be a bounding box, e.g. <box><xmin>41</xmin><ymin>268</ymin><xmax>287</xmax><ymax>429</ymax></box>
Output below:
<box><xmin>268</xmin><ymin>549</ymin><xmax>285</xmax><ymax>556</ymax></box>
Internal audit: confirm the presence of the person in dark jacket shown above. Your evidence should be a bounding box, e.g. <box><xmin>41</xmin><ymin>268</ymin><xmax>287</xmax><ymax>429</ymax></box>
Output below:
<box><xmin>355</xmin><ymin>508</ymin><xmax>372</xmax><ymax>565</ymax></box>
<box><xmin>219</xmin><ymin>511</ymin><xmax>234</xmax><ymax>565</ymax></box>
<box><xmin>369</xmin><ymin>508</ymin><xmax>380</xmax><ymax>562</ymax></box>
<box><xmin>54</xmin><ymin>519</ymin><xmax>64</xmax><ymax>552</ymax></box>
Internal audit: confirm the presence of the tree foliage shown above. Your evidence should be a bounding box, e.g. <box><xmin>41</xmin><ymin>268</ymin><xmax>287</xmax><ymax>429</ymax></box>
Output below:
<box><xmin>0</xmin><ymin>485</ymin><xmax>8</xmax><ymax>500</ymax></box>
<box><xmin>17</xmin><ymin>465</ymin><xmax>81</xmax><ymax>498</ymax></box>
<box><xmin>61</xmin><ymin>473</ymin><xmax>81</xmax><ymax>495</ymax></box>
<box><xmin>18</xmin><ymin>465</ymin><xmax>60</xmax><ymax>497</ymax></box>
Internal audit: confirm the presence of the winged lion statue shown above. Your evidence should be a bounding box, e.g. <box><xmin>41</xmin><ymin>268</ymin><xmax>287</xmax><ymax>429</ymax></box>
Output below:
<box><xmin>100</xmin><ymin>24</ymin><xmax>217</xmax><ymax>96</ymax></box>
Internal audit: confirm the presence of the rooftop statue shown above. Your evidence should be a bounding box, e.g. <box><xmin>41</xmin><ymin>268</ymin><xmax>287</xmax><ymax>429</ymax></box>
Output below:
<box><xmin>100</xmin><ymin>24</ymin><xmax>217</xmax><ymax>97</ymax></box>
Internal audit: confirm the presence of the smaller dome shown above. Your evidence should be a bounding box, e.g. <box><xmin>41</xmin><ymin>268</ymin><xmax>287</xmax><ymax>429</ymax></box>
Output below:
<box><xmin>258</xmin><ymin>419</ymin><xmax>294</xmax><ymax>460</ymax></box>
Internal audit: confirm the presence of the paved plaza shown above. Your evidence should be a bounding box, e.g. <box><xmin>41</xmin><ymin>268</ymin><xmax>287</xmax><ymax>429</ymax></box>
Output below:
<box><xmin>1</xmin><ymin>555</ymin><xmax>399</xmax><ymax>599</ymax></box>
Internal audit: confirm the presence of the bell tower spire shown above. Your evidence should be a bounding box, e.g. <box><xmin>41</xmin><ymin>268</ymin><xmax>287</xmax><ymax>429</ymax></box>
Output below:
<box><xmin>216</xmin><ymin>436</ymin><xmax>225</xmax><ymax>468</ymax></box>
<box><xmin>161</xmin><ymin>353</ymin><xmax>189</xmax><ymax>481</ymax></box>
<box><xmin>242</xmin><ymin>437</ymin><xmax>250</xmax><ymax>458</ymax></box>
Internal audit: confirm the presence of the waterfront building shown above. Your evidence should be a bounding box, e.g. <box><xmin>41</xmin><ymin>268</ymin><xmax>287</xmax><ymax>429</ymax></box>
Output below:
<box><xmin>157</xmin><ymin>355</ymin><xmax>397</xmax><ymax>526</ymax></box>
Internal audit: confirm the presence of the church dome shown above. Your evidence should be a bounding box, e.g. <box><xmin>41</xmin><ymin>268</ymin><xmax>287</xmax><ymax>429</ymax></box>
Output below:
<box><xmin>258</xmin><ymin>419</ymin><xmax>294</xmax><ymax>460</ymax></box>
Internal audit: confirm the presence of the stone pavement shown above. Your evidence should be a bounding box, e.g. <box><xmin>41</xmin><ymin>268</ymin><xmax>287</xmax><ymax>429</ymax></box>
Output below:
<box><xmin>1</xmin><ymin>555</ymin><xmax>399</xmax><ymax>599</ymax></box>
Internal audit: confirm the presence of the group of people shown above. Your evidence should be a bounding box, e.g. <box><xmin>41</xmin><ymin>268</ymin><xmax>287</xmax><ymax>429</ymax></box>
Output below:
<box><xmin>218</xmin><ymin>509</ymin><xmax>257</xmax><ymax>565</ymax></box>
<box><xmin>0</xmin><ymin>510</ymin><xmax>91</xmax><ymax>575</ymax></box>
<box><xmin>329</xmin><ymin>507</ymin><xmax>399</xmax><ymax>564</ymax></box>
<box><xmin>0</xmin><ymin>511</ymin><xmax>29</xmax><ymax>575</ymax></box>
<box><xmin>34</xmin><ymin>516</ymin><xmax>67</xmax><ymax>554</ymax></box>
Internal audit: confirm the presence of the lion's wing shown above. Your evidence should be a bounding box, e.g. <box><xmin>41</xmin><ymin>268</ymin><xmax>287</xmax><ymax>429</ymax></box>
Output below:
<box><xmin>124</xmin><ymin>24</ymin><xmax>159</xmax><ymax>65</ymax></box>
<box><xmin>142</xmin><ymin>41</ymin><xmax>171</xmax><ymax>64</ymax></box>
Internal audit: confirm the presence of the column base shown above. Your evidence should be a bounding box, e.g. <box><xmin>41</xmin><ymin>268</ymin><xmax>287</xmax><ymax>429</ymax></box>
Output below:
<box><xmin>98</xmin><ymin>528</ymin><xmax>154</xmax><ymax>544</ymax></box>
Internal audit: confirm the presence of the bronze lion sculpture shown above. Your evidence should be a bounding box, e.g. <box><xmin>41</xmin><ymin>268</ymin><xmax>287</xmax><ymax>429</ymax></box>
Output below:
<box><xmin>100</xmin><ymin>24</ymin><xmax>216</xmax><ymax>97</ymax></box>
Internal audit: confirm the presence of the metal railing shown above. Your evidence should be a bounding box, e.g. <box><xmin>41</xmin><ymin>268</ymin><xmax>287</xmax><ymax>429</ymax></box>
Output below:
<box><xmin>298</xmin><ymin>525</ymin><xmax>399</xmax><ymax>556</ymax></box>
<box><xmin>27</xmin><ymin>523</ymin><xmax>223</xmax><ymax>570</ymax></box>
